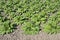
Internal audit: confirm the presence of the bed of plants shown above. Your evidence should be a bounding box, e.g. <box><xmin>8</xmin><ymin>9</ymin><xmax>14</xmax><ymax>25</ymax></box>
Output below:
<box><xmin>0</xmin><ymin>0</ymin><xmax>60</xmax><ymax>35</ymax></box>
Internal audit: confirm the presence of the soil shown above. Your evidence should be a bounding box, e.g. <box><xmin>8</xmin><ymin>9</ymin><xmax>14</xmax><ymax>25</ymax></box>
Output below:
<box><xmin>0</xmin><ymin>25</ymin><xmax>60</xmax><ymax>40</ymax></box>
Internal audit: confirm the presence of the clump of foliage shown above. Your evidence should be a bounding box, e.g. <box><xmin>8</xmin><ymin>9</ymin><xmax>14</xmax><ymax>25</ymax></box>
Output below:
<box><xmin>43</xmin><ymin>11</ymin><xmax>60</xmax><ymax>34</ymax></box>
<box><xmin>0</xmin><ymin>16</ymin><xmax>14</xmax><ymax>34</ymax></box>
<box><xmin>0</xmin><ymin>0</ymin><xmax>60</xmax><ymax>35</ymax></box>
<box><xmin>22</xmin><ymin>22</ymin><xmax>40</xmax><ymax>35</ymax></box>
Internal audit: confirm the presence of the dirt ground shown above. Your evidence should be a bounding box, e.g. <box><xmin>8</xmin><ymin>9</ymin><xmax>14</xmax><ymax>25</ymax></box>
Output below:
<box><xmin>0</xmin><ymin>25</ymin><xmax>60</xmax><ymax>40</ymax></box>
